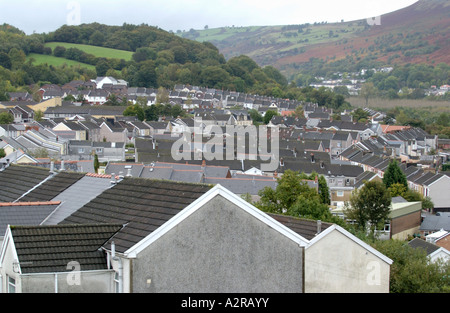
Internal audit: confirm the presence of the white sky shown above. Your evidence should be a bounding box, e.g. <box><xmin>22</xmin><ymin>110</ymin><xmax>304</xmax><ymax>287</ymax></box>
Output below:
<box><xmin>0</xmin><ymin>0</ymin><xmax>419</xmax><ymax>34</ymax></box>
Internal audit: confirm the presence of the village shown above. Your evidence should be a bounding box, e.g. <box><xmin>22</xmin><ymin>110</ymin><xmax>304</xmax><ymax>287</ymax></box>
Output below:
<box><xmin>0</xmin><ymin>76</ymin><xmax>449</xmax><ymax>293</ymax></box>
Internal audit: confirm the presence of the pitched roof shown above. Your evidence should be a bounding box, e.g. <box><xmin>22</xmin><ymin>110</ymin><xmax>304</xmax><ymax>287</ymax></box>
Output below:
<box><xmin>420</xmin><ymin>213</ymin><xmax>450</xmax><ymax>232</ymax></box>
<box><xmin>408</xmin><ymin>238</ymin><xmax>440</xmax><ymax>256</ymax></box>
<box><xmin>60</xmin><ymin>178</ymin><xmax>213</xmax><ymax>253</ymax></box>
<box><xmin>0</xmin><ymin>201</ymin><xmax>61</xmax><ymax>236</ymax></box>
<box><xmin>0</xmin><ymin>165</ymin><xmax>52</xmax><ymax>202</ymax></box>
<box><xmin>9</xmin><ymin>224</ymin><xmax>122</xmax><ymax>274</ymax></box>
<box><xmin>18</xmin><ymin>171</ymin><xmax>85</xmax><ymax>202</ymax></box>
<box><xmin>43</xmin><ymin>174</ymin><xmax>115</xmax><ymax>225</ymax></box>
<box><xmin>268</xmin><ymin>214</ymin><xmax>333</xmax><ymax>241</ymax></box>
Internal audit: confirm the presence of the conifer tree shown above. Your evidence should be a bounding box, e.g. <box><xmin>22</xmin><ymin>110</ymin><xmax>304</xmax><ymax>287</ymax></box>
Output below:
<box><xmin>383</xmin><ymin>160</ymin><xmax>407</xmax><ymax>189</ymax></box>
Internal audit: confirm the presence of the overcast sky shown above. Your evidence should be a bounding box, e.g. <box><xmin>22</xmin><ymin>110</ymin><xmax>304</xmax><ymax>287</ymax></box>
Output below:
<box><xmin>0</xmin><ymin>0</ymin><xmax>419</xmax><ymax>34</ymax></box>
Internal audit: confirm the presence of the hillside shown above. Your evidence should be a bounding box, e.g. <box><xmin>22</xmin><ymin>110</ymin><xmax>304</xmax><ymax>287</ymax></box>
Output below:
<box><xmin>0</xmin><ymin>22</ymin><xmax>291</xmax><ymax>98</ymax></box>
<box><xmin>181</xmin><ymin>0</ymin><xmax>450</xmax><ymax>79</ymax></box>
<box><xmin>43</xmin><ymin>42</ymin><xmax>134</xmax><ymax>61</ymax></box>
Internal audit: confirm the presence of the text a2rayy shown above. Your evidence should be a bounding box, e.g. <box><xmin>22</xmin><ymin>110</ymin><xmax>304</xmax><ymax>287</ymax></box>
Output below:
<box><xmin>181</xmin><ymin>297</ymin><xmax>270</xmax><ymax>310</ymax></box>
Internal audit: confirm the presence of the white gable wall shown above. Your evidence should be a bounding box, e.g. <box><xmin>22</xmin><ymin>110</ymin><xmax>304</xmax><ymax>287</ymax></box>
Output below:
<box><xmin>305</xmin><ymin>226</ymin><xmax>392</xmax><ymax>293</ymax></box>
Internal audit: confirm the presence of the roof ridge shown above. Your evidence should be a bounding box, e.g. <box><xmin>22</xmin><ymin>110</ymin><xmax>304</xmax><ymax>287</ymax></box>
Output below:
<box><xmin>0</xmin><ymin>201</ymin><xmax>61</xmax><ymax>207</ymax></box>
<box><xmin>85</xmin><ymin>172</ymin><xmax>117</xmax><ymax>179</ymax></box>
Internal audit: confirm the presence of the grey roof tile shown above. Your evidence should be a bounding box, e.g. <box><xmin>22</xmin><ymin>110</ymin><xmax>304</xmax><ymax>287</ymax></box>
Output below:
<box><xmin>0</xmin><ymin>202</ymin><xmax>60</xmax><ymax>236</ymax></box>
<box><xmin>0</xmin><ymin>165</ymin><xmax>52</xmax><ymax>202</ymax></box>
<box><xmin>10</xmin><ymin>224</ymin><xmax>122</xmax><ymax>274</ymax></box>
<box><xmin>60</xmin><ymin>178</ymin><xmax>213</xmax><ymax>253</ymax></box>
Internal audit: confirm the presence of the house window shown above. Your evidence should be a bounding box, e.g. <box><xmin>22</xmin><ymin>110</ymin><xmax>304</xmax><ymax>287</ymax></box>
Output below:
<box><xmin>96</xmin><ymin>148</ymin><xmax>103</xmax><ymax>153</ymax></box>
<box><xmin>8</xmin><ymin>276</ymin><xmax>16</xmax><ymax>293</ymax></box>
<box><xmin>78</xmin><ymin>148</ymin><xmax>85</xmax><ymax>153</ymax></box>
<box><xmin>337</xmin><ymin>191</ymin><xmax>344</xmax><ymax>197</ymax></box>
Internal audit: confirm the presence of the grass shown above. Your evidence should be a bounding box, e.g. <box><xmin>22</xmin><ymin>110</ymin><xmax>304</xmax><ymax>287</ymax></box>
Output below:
<box><xmin>27</xmin><ymin>53</ymin><xmax>97</xmax><ymax>70</ymax></box>
<box><xmin>44</xmin><ymin>42</ymin><xmax>134</xmax><ymax>61</ymax></box>
<box><xmin>347</xmin><ymin>96</ymin><xmax>450</xmax><ymax>112</ymax></box>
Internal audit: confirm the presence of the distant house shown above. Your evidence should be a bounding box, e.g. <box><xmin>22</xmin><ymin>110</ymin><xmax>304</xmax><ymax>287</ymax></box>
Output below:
<box><xmin>425</xmin><ymin>229</ymin><xmax>450</xmax><ymax>252</ymax></box>
<box><xmin>420</xmin><ymin>212</ymin><xmax>450</xmax><ymax>238</ymax></box>
<box><xmin>68</xmin><ymin>140</ymin><xmax>125</xmax><ymax>162</ymax></box>
<box><xmin>0</xmin><ymin>224</ymin><xmax>122</xmax><ymax>293</ymax></box>
<box><xmin>99</xmin><ymin>121</ymin><xmax>128</xmax><ymax>143</ymax></box>
<box><xmin>52</xmin><ymin>121</ymin><xmax>87</xmax><ymax>141</ymax></box>
<box><xmin>330</xmin><ymin>132</ymin><xmax>354</xmax><ymax>157</ymax></box>
<box><xmin>92</xmin><ymin>77</ymin><xmax>128</xmax><ymax>90</ymax></box>
<box><xmin>86</xmin><ymin>89</ymin><xmax>110</xmax><ymax>105</ymax></box>
<box><xmin>7</xmin><ymin>92</ymin><xmax>33</xmax><ymax>102</ymax></box>
<box><xmin>144</xmin><ymin>121</ymin><xmax>169</xmax><ymax>136</ymax></box>
<box><xmin>383</xmin><ymin>200</ymin><xmax>423</xmax><ymax>241</ymax></box>
<box><xmin>127</xmin><ymin>121</ymin><xmax>151</xmax><ymax>137</ymax></box>
<box><xmin>408</xmin><ymin>238</ymin><xmax>450</xmax><ymax>264</ymax></box>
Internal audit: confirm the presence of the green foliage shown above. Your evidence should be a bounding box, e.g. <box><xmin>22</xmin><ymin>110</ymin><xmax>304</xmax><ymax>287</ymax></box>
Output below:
<box><xmin>383</xmin><ymin>160</ymin><xmax>408</xmax><ymax>189</ymax></box>
<box><xmin>0</xmin><ymin>23</ymin><xmax>289</xmax><ymax>96</ymax></box>
<box><xmin>254</xmin><ymin>170</ymin><xmax>340</xmax><ymax>224</ymax></box>
<box><xmin>93</xmin><ymin>154</ymin><xmax>99</xmax><ymax>174</ymax></box>
<box><xmin>317</xmin><ymin>175</ymin><xmax>331</xmax><ymax>205</ymax></box>
<box><xmin>0</xmin><ymin>111</ymin><xmax>13</xmax><ymax>124</ymax></box>
<box><xmin>371</xmin><ymin>239</ymin><xmax>450</xmax><ymax>293</ymax></box>
<box><xmin>123</xmin><ymin>103</ymin><xmax>145</xmax><ymax>121</ymax></box>
<box><xmin>144</xmin><ymin>103</ymin><xmax>185</xmax><ymax>121</ymax></box>
<box><xmin>0</xmin><ymin>148</ymin><xmax>5</xmax><ymax>158</ymax></box>
<box><xmin>263</xmin><ymin>110</ymin><xmax>278</xmax><ymax>124</ymax></box>
<box><xmin>345</xmin><ymin>180</ymin><xmax>392</xmax><ymax>234</ymax></box>
<box><xmin>351</xmin><ymin>108</ymin><xmax>370</xmax><ymax>123</ymax></box>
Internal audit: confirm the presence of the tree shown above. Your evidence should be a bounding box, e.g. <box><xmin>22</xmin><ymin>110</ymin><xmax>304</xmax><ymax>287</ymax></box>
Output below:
<box><xmin>0</xmin><ymin>52</ymin><xmax>11</xmax><ymax>70</ymax></box>
<box><xmin>360</xmin><ymin>82</ymin><xmax>377</xmax><ymax>106</ymax></box>
<box><xmin>383</xmin><ymin>160</ymin><xmax>407</xmax><ymax>189</ymax></box>
<box><xmin>263</xmin><ymin>110</ymin><xmax>278</xmax><ymax>125</ymax></box>
<box><xmin>371</xmin><ymin>239</ymin><xmax>450</xmax><ymax>293</ymax></box>
<box><xmin>0</xmin><ymin>148</ymin><xmax>5</xmax><ymax>158</ymax></box>
<box><xmin>352</xmin><ymin>108</ymin><xmax>370</xmax><ymax>123</ymax></box>
<box><xmin>53</xmin><ymin>46</ymin><xmax>67</xmax><ymax>57</ymax></box>
<box><xmin>255</xmin><ymin>170</ymin><xmax>339</xmax><ymax>223</ymax></box>
<box><xmin>345</xmin><ymin>180</ymin><xmax>392</xmax><ymax>235</ymax></box>
<box><xmin>93</xmin><ymin>153</ymin><xmax>99</xmax><ymax>174</ymax></box>
<box><xmin>34</xmin><ymin>109</ymin><xmax>44</xmax><ymax>122</ymax></box>
<box><xmin>156</xmin><ymin>87</ymin><xmax>169</xmax><ymax>105</ymax></box>
<box><xmin>248</xmin><ymin>109</ymin><xmax>263</xmax><ymax>124</ymax></box>
<box><xmin>123</xmin><ymin>103</ymin><xmax>145</xmax><ymax>121</ymax></box>
<box><xmin>317</xmin><ymin>175</ymin><xmax>330</xmax><ymax>205</ymax></box>
<box><xmin>0</xmin><ymin>112</ymin><xmax>13</xmax><ymax>124</ymax></box>
<box><xmin>104</xmin><ymin>94</ymin><xmax>121</xmax><ymax>106</ymax></box>
<box><xmin>96</xmin><ymin>58</ymin><xmax>112</xmax><ymax>77</ymax></box>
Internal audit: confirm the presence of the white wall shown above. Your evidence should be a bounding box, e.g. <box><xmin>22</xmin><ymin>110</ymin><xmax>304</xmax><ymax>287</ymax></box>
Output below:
<box><xmin>305</xmin><ymin>228</ymin><xmax>391</xmax><ymax>293</ymax></box>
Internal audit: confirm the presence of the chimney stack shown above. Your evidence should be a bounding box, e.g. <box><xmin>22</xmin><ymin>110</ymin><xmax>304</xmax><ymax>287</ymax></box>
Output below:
<box><xmin>316</xmin><ymin>220</ymin><xmax>322</xmax><ymax>235</ymax></box>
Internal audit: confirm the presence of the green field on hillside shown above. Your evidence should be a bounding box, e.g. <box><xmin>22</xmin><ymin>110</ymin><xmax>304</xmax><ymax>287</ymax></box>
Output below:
<box><xmin>27</xmin><ymin>53</ymin><xmax>97</xmax><ymax>70</ymax></box>
<box><xmin>44</xmin><ymin>42</ymin><xmax>134</xmax><ymax>60</ymax></box>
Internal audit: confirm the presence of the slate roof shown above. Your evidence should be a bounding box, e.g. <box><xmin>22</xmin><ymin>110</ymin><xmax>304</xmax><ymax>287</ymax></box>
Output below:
<box><xmin>10</xmin><ymin>224</ymin><xmax>122</xmax><ymax>274</ymax></box>
<box><xmin>18</xmin><ymin>171</ymin><xmax>85</xmax><ymax>202</ymax></box>
<box><xmin>204</xmin><ymin>177</ymin><xmax>277</xmax><ymax>195</ymax></box>
<box><xmin>420</xmin><ymin>212</ymin><xmax>450</xmax><ymax>232</ymax></box>
<box><xmin>60</xmin><ymin>178</ymin><xmax>213</xmax><ymax>253</ymax></box>
<box><xmin>268</xmin><ymin>214</ymin><xmax>333</xmax><ymax>241</ymax></box>
<box><xmin>408</xmin><ymin>238</ymin><xmax>440</xmax><ymax>256</ymax></box>
<box><xmin>0</xmin><ymin>165</ymin><xmax>52</xmax><ymax>202</ymax></box>
<box><xmin>0</xmin><ymin>201</ymin><xmax>61</xmax><ymax>236</ymax></box>
<box><xmin>43</xmin><ymin>174</ymin><xmax>115</xmax><ymax>225</ymax></box>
